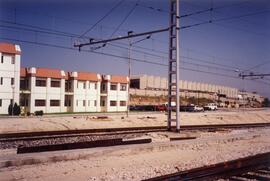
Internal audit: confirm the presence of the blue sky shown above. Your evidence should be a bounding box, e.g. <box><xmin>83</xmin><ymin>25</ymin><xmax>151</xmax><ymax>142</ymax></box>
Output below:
<box><xmin>0</xmin><ymin>0</ymin><xmax>269</xmax><ymax>98</ymax></box>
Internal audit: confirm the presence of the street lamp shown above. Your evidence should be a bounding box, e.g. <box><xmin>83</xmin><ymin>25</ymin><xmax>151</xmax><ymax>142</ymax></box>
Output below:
<box><xmin>126</xmin><ymin>33</ymin><xmax>151</xmax><ymax>117</ymax></box>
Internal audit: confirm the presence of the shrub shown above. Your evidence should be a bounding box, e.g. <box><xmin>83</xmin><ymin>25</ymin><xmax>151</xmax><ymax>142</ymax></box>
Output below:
<box><xmin>8</xmin><ymin>103</ymin><xmax>13</xmax><ymax>115</ymax></box>
<box><xmin>7</xmin><ymin>102</ymin><xmax>20</xmax><ymax>115</ymax></box>
<box><xmin>13</xmin><ymin>103</ymin><xmax>21</xmax><ymax>115</ymax></box>
<box><xmin>35</xmin><ymin>110</ymin><xmax>44</xmax><ymax>116</ymax></box>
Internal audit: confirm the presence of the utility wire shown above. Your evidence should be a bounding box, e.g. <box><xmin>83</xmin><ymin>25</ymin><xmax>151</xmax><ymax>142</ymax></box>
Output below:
<box><xmin>0</xmin><ymin>36</ymin><xmax>242</xmax><ymax>80</ymax></box>
<box><xmin>0</xmin><ymin>23</ymin><xmax>243</xmax><ymax>72</ymax></box>
<box><xmin>179</xmin><ymin>8</ymin><xmax>213</xmax><ymax>18</ymax></box>
<box><xmin>79</xmin><ymin>0</ymin><xmax>125</xmax><ymax>38</ymax></box>
<box><xmin>243</xmin><ymin>61</ymin><xmax>270</xmax><ymax>73</ymax></box>
<box><xmin>110</xmin><ymin>0</ymin><xmax>139</xmax><ymax>37</ymax></box>
<box><xmin>184</xmin><ymin>0</ymin><xmax>270</xmax><ymax>33</ymax></box>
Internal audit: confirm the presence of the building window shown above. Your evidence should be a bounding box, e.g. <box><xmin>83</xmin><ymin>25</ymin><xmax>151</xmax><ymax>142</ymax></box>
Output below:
<box><xmin>51</xmin><ymin>80</ymin><xmax>61</xmax><ymax>87</ymax></box>
<box><xmin>50</xmin><ymin>100</ymin><xmax>60</xmax><ymax>107</ymax></box>
<box><xmin>0</xmin><ymin>77</ymin><xmax>3</xmax><ymax>85</ymax></box>
<box><xmin>65</xmin><ymin>81</ymin><xmax>72</xmax><ymax>92</ymax></box>
<box><xmin>36</xmin><ymin>79</ymin><xmax>46</xmax><ymax>87</ymax></box>
<box><xmin>76</xmin><ymin>100</ymin><xmax>78</xmax><ymax>106</ymax></box>
<box><xmin>88</xmin><ymin>100</ymin><xmax>90</xmax><ymax>106</ymax></box>
<box><xmin>83</xmin><ymin>100</ymin><xmax>86</xmax><ymax>107</ymax></box>
<box><xmin>120</xmin><ymin>101</ymin><xmax>126</xmax><ymax>106</ymax></box>
<box><xmin>120</xmin><ymin>84</ymin><xmax>127</xmax><ymax>91</ymax></box>
<box><xmin>20</xmin><ymin>79</ymin><xmax>29</xmax><ymax>90</ymax></box>
<box><xmin>95</xmin><ymin>83</ymin><xmax>97</xmax><ymax>90</ymax></box>
<box><xmin>0</xmin><ymin>99</ymin><xmax>2</xmax><ymax>107</ymax></box>
<box><xmin>1</xmin><ymin>55</ymin><xmax>3</xmax><ymax>63</ymax></box>
<box><xmin>64</xmin><ymin>95</ymin><xmax>71</xmax><ymax>107</ymax></box>
<box><xmin>110</xmin><ymin>101</ymin><xmax>117</xmax><ymax>107</ymax></box>
<box><xmin>101</xmin><ymin>83</ymin><xmax>106</xmax><ymax>92</ymax></box>
<box><xmin>94</xmin><ymin>100</ymin><xmax>97</xmax><ymax>107</ymax></box>
<box><xmin>83</xmin><ymin>82</ymin><xmax>86</xmax><ymax>89</ymax></box>
<box><xmin>110</xmin><ymin>84</ymin><xmax>117</xmax><ymax>91</ymax></box>
<box><xmin>35</xmin><ymin>99</ymin><xmax>46</xmax><ymax>106</ymax></box>
<box><xmin>11</xmin><ymin>78</ymin><xmax>14</xmax><ymax>85</ymax></box>
<box><xmin>101</xmin><ymin>100</ymin><xmax>105</xmax><ymax>107</ymax></box>
<box><xmin>11</xmin><ymin>56</ymin><xmax>15</xmax><ymax>64</ymax></box>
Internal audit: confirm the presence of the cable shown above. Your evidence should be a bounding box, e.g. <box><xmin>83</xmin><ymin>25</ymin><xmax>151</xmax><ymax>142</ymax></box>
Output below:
<box><xmin>242</xmin><ymin>61</ymin><xmax>270</xmax><ymax>73</ymax></box>
<box><xmin>136</xmin><ymin>2</ymin><xmax>214</xmax><ymax>18</ymax></box>
<box><xmin>110</xmin><ymin>0</ymin><xmax>139</xmax><ymax>37</ymax></box>
<box><xmin>184</xmin><ymin>1</ymin><xmax>270</xmax><ymax>34</ymax></box>
<box><xmin>0</xmin><ymin>36</ymin><xmax>242</xmax><ymax>80</ymax></box>
<box><xmin>3</xmin><ymin>7</ymin><xmax>264</xmax><ymax>71</ymax></box>
<box><xmin>78</xmin><ymin>0</ymin><xmax>125</xmax><ymax>38</ymax></box>
<box><xmin>213</xmin><ymin>9</ymin><xmax>270</xmax><ymax>23</ymax></box>
<box><xmin>0</xmin><ymin>24</ymin><xmax>243</xmax><ymax>73</ymax></box>
<box><xmin>179</xmin><ymin>8</ymin><xmax>213</xmax><ymax>18</ymax></box>
<box><xmin>0</xmin><ymin>23</ymin><xmax>247</xmax><ymax>73</ymax></box>
<box><xmin>1</xmin><ymin>24</ymin><xmax>241</xmax><ymax>73</ymax></box>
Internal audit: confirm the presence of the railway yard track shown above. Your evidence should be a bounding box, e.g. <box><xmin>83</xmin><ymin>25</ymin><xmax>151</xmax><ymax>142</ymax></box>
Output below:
<box><xmin>1</xmin><ymin>122</ymin><xmax>270</xmax><ymax>153</ymax></box>
<box><xmin>1</xmin><ymin>122</ymin><xmax>270</xmax><ymax>141</ymax></box>
<box><xmin>144</xmin><ymin>152</ymin><xmax>270</xmax><ymax>181</ymax></box>
<box><xmin>0</xmin><ymin>122</ymin><xmax>269</xmax><ymax>180</ymax></box>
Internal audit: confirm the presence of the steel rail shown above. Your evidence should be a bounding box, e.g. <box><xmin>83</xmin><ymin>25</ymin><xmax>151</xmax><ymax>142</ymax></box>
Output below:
<box><xmin>144</xmin><ymin>152</ymin><xmax>270</xmax><ymax>181</ymax></box>
<box><xmin>1</xmin><ymin>123</ymin><xmax>270</xmax><ymax>141</ymax></box>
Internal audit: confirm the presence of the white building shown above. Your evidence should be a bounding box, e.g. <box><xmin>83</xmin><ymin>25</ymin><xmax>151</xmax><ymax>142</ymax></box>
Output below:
<box><xmin>19</xmin><ymin>67</ymin><xmax>129</xmax><ymax>114</ymax></box>
<box><xmin>0</xmin><ymin>43</ymin><xmax>21</xmax><ymax>114</ymax></box>
<box><xmin>101</xmin><ymin>75</ymin><xmax>129</xmax><ymax>112</ymax></box>
<box><xmin>70</xmin><ymin>71</ymin><xmax>101</xmax><ymax>113</ymax></box>
<box><xmin>20</xmin><ymin>67</ymin><xmax>68</xmax><ymax>113</ymax></box>
<box><xmin>0</xmin><ymin>43</ymin><xmax>129</xmax><ymax>115</ymax></box>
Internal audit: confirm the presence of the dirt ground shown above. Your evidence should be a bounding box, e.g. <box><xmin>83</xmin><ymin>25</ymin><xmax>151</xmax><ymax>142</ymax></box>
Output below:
<box><xmin>0</xmin><ymin>109</ymin><xmax>270</xmax><ymax>133</ymax></box>
<box><xmin>0</xmin><ymin>127</ymin><xmax>269</xmax><ymax>181</ymax></box>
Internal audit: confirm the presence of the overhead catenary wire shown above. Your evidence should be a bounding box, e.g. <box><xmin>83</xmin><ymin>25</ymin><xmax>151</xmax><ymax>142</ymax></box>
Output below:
<box><xmin>78</xmin><ymin>0</ymin><xmax>125</xmax><ymax>38</ymax></box>
<box><xmin>0</xmin><ymin>36</ymin><xmax>243</xmax><ymax>81</ymax></box>
<box><xmin>0</xmin><ymin>23</ymin><xmax>244</xmax><ymax>73</ymax></box>
<box><xmin>109</xmin><ymin>0</ymin><xmax>139</xmax><ymax>37</ymax></box>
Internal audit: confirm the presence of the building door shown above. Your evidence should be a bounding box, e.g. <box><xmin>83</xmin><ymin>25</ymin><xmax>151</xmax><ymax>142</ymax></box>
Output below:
<box><xmin>100</xmin><ymin>96</ymin><xmax>107</xmax><ymax>112</ymax></box>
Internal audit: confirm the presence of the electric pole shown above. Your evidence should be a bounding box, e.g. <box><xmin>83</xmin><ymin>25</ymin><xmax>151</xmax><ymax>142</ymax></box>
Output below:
<box><xmin>74</xmin><ymin>0</ymin><xmax>180</xmax><ymax>132</ymax></box>
<box><xmin>167</xmin><ymin>0</ymin><xmax>180</xmax><ymax>132</ymax></box>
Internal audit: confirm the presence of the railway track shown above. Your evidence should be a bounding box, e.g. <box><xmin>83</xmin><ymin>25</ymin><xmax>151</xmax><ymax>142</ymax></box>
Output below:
<box><xmin>1</xmin><ymin>122</ymin><xmax>270</xmax><ymax>142</ymax></box>
<box><xmin>144</xmin><ymin>152</ymin><xmax>270</xmax><ymax>181</ymax></box>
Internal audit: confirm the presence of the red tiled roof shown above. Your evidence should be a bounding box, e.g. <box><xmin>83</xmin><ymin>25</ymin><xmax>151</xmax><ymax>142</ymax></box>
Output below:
<box><xmin>77</xmin><ymin>72</ymin><xmax>99</xmax><ymax>81</ymax></box>
<box><xmin>20</xmin><ymin>68</ymin><xmax>27</xmax><ymax>77</ymax></box>
<box><xmin>35</xmin><ymin>68</ymin><xmax>65</xmax><ymax>79</ymax></box>
<box><xmin>110</xmin><ymin>75</ymin><xmax>128</xmax><ymax>84</ymax></box>
<box><xmin>0</xmin><ymin>43</ymin><xmax>21</xmax><ymax>55</ymax></box>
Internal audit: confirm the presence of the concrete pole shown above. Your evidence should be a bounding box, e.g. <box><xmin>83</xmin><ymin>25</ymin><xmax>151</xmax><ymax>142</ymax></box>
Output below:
<box><xmin>127</xmin><ymin>39</ymin><xmax>131</xmax><ymax>117</ymax></box>
<box><xmin>175</xmin><ymin>0</ymin><xmax>180</xmax><ymax>132</ymax></box>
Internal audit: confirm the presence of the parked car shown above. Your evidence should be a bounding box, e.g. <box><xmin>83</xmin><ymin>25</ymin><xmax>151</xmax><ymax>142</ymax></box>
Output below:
<box><xmin>204</xmin><ymin>103</ymin><xmax>218</xmax><ymax>111</ymax></box>
<box><xmin>155</xmin><ymin>105</ymin><xmax>167</xmax><ymax>112</ymax></box>
<box><xmin>194</xmin><ymin>105</ymin><xmax>204</xmax><ymax>112</ymax></box>
<box><xmin>180</xmin><ymin>104</ymin><xmax>196</xmax><ymax>112</ymax></box>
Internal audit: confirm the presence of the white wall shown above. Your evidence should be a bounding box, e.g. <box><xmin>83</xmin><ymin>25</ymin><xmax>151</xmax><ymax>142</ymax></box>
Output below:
<box><xmin>0</xmin><ymin>52</ymin><xmax>20</xmax><ymax>114</ymax></box>
<box><xmin>107</xmin><ymin>82</ymin><xmax>128</xmax><ymax>112</ymax></box>
<box><xmin>73</xmin><ymin>80</ymin><xmax>100</xmax><ymax>112</ymax></box>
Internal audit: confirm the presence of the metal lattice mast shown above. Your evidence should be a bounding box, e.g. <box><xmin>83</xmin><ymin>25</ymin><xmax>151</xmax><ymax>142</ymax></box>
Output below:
<box><xmin>168</xmin><ymin>0</ymin><xmax>180</xmax><ymax>131</ymax></box>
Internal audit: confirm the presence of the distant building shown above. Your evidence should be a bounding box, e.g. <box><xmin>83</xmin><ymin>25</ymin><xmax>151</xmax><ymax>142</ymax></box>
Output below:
<box><xmin>130</xmin><ymin>75</ymin><xmax>264</xmax><ymax>106</ymax></box>
<box><xmin>0</xmin><ymin>43</ymin><xmax>21</xmax><ymax>114</ymax></box>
